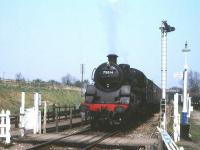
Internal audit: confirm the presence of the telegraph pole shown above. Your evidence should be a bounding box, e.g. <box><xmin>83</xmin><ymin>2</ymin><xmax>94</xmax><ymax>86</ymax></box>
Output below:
<box><xmin>81</xmin><ymin>64</ymin><xmax>85</xmax><ymax>96</ymax></box>
<box><xmin>3</xmin><ymin>72</ymin><xmax>5</xmax><ymax>81</ymax></box>
<box><xmin>159</xmin><ymin>21</ymin><xmax>175</xmax><ymax>130</ymax></box>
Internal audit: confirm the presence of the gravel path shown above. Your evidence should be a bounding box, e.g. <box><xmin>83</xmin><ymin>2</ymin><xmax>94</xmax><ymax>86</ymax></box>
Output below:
<box><xmin>125</xmin><ymin>113</ymin><xmax>160</xmax><ymax>139</ymax></box>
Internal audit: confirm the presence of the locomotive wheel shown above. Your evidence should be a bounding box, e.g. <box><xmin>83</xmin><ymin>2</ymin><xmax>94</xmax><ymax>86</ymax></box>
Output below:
<box><xmin>90</xmin><ymin>117</ymin><xmax>98</xmax><ymax>129</ymax></box>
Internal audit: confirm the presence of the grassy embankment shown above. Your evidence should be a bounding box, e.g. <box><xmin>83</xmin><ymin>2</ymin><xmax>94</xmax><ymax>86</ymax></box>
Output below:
<box><xmin>0</xmin><ymin>83</ymin><xmax>84</xmax><ymax>113</ymax></box>
<box><xmin>190</xmin><ymin>116</ymin><xmax>200</xmax><ymax>141</ymax></box>
<box><xmin>178</xmin><ymin>106</ymin><xmax>200</xmax><ymax>141</ymax></box>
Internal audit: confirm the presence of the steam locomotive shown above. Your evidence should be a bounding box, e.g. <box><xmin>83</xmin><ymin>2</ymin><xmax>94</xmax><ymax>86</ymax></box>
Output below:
<box><xmin>80</xmin><ymin>54</ymin><xmax>161</xmax><ymax>127</ymax></box>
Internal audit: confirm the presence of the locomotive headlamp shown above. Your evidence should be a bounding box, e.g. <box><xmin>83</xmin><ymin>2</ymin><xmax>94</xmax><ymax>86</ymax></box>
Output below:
<box><xmin>120</xmin><ymin>97</ymin><xmax>130</xmax><ymax>104</ymax></box>
<box><xmin>79</xmin><ymin>105</ymin><xmax>88</xmax><ymax>112</ymax></box>
<box><xmin>115</xmin><ymin>106</ymin><xmax>125</xmax><ymax>113</ymax></box>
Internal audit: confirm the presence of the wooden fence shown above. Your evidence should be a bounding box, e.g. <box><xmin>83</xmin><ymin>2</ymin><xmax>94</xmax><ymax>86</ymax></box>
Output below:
<box><xmin>10</xmin><ymin>104</ymin><xmax>80</xmax><ymax>128</ymax></box>
<box><xmin>45</xmin><ymin>104</ymin><xmax>80</xmax><ymax>122</ymax></box>
<box><xmin>191</xmin><ymin>96</ymin><xmax>200</xmax><ymax>110</ymax></box>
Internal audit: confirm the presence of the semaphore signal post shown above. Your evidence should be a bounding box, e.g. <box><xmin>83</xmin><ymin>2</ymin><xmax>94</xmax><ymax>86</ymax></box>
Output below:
<box><xmin>159</xmin><ymin>20</ymin><xmax>175</xmax><ymax>130</ymax></box>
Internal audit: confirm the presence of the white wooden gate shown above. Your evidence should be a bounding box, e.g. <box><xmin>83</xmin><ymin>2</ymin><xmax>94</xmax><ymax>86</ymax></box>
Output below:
<box><xmin>0</xmin><ymin>110</ymin><xmax>11</xmax><ymax>144</ymax></box>
<box><xmin>20</xmin><ymin>92</ymin><xmax>41</xmax><ymax>136</ymax></box>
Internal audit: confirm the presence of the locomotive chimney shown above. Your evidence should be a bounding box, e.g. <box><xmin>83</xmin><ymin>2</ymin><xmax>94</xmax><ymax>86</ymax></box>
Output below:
<box><xmin>107</xmin><ymin>54</ymin><xmax>118</xmax><ymax>64</ymax></box>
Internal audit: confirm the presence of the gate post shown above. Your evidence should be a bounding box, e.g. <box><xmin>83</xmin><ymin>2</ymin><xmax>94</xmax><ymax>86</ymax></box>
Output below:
<box><xmin>20</xmin><ymin>92</ymin><xmax>25</xmax><ymax>137</ymax></box>
<box><xmin>43</xmin><ymin>101</ymin><xmax>47</xmax><ymax>134</ymax></box>
<box><xmin>33</xmin><ymin>93</ymin><xmax>41</xmax><ymax>134</ymax></box>
<box><xmin>5</xmin><ymin>110</ymin><xmax>11</xmax><ymax>144</ymax></box>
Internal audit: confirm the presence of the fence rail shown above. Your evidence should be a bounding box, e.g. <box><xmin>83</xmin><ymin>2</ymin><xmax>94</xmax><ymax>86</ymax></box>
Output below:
<box><xmin>44</xmin><ymin>104</ymin><xmax>80</xmax><ymax>122</ymax></box>
<box><xmin>10</xmin><ymin>104</ymin><xmax>80</xmax><ymax>127</ymax></box>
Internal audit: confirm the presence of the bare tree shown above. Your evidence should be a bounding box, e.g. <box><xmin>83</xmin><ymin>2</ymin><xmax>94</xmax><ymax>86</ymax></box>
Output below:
<box><xmin>61</xmin><ymin>73</ymin><xmax>89</xmax><ymax>87</ymax></box>
<box><xmin>15</xmin><ymin>72</ymin><xmax>25</xmax><ymax>83</ymax></box>
<box><xmin>48</xmin><ymin>80</ymin><xmax>60</xmax><ymax>85</ymax></box>
<box><xmin>62</xmin><ymin>73</ymin><xmax>73</xmax><ymax>85</ymax></box>
<box><xmin>188</xmin><ymin>70</ymin><xmax>200</xmax><ymax>96</ymax></box>
<box><xmin>74</xmin><ymin>80</ymin><xmax>82</xmax><ymax>87</ymax></box>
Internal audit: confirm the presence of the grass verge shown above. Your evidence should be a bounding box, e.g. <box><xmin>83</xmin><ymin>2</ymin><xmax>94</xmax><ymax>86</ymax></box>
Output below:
<box><xmin>0</xmin><ymin>84</ymin><xmax>83</xmax><ymax>113</ymax></box>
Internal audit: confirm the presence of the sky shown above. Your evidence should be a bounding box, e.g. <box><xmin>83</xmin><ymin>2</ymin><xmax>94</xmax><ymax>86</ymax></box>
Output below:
<box><xmin>0</xmin><ymin>0</ymin><xmax>199</xmax><ymax>88</ymax></box>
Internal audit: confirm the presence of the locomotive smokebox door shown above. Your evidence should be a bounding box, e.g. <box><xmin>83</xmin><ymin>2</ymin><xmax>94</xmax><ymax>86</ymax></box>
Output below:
<box><xmin>94</xmin><ymin>54</ymin><xmax>123</xmax><ymax>92</ymax></box>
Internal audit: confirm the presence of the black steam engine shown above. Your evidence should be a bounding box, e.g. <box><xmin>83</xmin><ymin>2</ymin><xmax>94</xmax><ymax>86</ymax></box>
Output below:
<box><xmin>80</xmin><ymin>54</ymin><xmax>161</xmax><ymax>127</ymax></box>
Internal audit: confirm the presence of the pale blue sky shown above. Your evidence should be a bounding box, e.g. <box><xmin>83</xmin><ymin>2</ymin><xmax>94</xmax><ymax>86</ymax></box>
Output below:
<box><xmin>0</xmin><ymin>0</ymin><xmax>199</xmax><ymax>87</ymax></box>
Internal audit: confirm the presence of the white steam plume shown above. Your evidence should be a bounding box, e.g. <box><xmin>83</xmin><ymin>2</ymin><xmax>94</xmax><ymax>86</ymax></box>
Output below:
<box><xmin>102</xmin><ymin>0</ymin><xmax>121</xmax><ymax>54</ymax></box>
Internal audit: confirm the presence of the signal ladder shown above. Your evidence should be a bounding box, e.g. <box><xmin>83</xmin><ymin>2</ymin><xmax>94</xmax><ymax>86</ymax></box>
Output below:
<box><xmin>160</xmin><ymin>98</ymin><xmax>166</xmax><ymax>130</ymax></box>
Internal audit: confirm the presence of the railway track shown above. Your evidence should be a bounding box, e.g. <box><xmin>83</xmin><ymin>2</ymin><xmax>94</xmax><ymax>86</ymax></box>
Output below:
<box><xmin>80</xmin><ymin>130</ymin><xmax>120</xmax><ymax>150</ymax></box>
<box><xmin>26</xmin><ymin>126</ymin><xmax>120</xmax><ymax>150</ymax></box>
<box><xmin>23</xmin><ymin>112</ymin><xmax>161</xmax><ymax>150</ymax></box>
<box><xmin>26</xmin><ymin>125</ymin><xmax>91</xmax><ymax>150</ymax></box>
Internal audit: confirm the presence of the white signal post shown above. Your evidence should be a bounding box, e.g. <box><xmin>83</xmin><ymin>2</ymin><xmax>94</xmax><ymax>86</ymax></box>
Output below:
<box><xmin>181</xmin><ymin>41</ymin><xmax>190</xmax><ymax>125</ymax></box>
<box><xmin>161</xmin><ymin>31</ymin><xmax>167</xmax><ymax>100</ymax></box>
<box><xmin>159</xmin><ymin>21</ymin><xmax>175</xmax><ymax>130</ymax></box>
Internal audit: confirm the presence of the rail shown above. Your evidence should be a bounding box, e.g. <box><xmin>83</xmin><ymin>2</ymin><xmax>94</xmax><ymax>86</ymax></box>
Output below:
<box><xmin>26</xmin><ymin>125</ymin><xmax>91</xmax><ymax>150</ymax></box>
<box><xmin>81</xmin><ymin>130</ymin><xmax>120</xmax><ymax>150</ymax></box>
